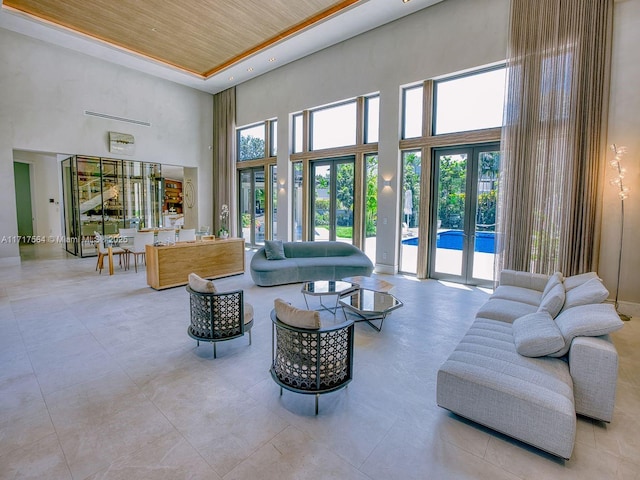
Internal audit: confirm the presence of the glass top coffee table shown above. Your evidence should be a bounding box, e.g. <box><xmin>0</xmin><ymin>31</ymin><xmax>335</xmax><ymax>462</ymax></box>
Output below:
<box><xmin>338</xmin><ymin>288</ymin><xmax>403</xmax><ymax>332</ymax></box>
<box><xmin>301</xmin><ymin>280</ymin><xmax>358</xmax><ymax>315</ymax></box>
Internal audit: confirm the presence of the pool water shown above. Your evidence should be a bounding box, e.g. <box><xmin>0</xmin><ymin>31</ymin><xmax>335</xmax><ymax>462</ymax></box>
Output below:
<box><xmin>402</xmin><ymin>230</ymin><xmax>495</xmax><ymax>254</ymax></box>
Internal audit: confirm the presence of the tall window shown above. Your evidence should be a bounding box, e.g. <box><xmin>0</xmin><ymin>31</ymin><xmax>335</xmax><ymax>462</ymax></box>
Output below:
<box><xmin>364</xmin><ymin>154</ymin><xmax>378</xmax><ymax>262</ymax></box>
<box><xmin>292</xmin><ymin>162</ymin><xmax>303</xmax><ymax>241</ymax></box>
<box><xmin>399</xmin><ymin>151</ymin><xmax>421</xmax><ymax>274</ymax></box>
<box><xmin>290</xmin><ymin>94</ymin><xmax>379</xmax><ymax>248</ymax></box>
<box><xmin>398</xmin><ymin>66</ymin><xmax>505</xmax><ymax>282</ymax></box>
<box><xmin>237</xmin><ymin>119</ymin><xmax>277</xmax><ymax>246</ymax></box>
<box><xmin>271</xmin><ymin>165</ymin><xmax>278</xmax><ymax>239</ymax></box>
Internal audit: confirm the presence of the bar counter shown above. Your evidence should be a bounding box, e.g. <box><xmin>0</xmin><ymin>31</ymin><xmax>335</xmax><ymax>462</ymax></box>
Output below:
<box><xmin>145</xmin><ymin>237</ymin><xmax>245</xmax><ymax>290</ymax></box>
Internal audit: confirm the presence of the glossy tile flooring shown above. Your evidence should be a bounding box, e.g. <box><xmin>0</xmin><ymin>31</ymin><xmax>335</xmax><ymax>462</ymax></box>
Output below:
<box><xmin>1</xmin><ymin>244</ymin><xmax>639</xmax><ymax>479</ymax></box>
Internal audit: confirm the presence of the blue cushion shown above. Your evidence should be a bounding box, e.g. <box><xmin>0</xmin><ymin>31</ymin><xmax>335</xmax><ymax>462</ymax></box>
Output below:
<box><xmin>264</xmin><ymin>240</ymin><xmax>286</xmax><ymax>260</ymax></box>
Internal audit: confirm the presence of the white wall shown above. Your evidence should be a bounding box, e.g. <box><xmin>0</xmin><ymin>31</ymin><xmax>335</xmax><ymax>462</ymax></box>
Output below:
<box><xmin>600</xmin><ymin>0</ymin><xmax>640</xmax><ymax>310</ymax></box>
<box><xmin>12</xmin><ymin>151</ymin><xmax>62</xmax><ymax>238</ymax></box>
<box><xmin>0</xmin><ymin>28</ymin><xmax>214</xmax><ymax>264</ymax></box>
<box><xmin>235</xmin><ymin>0</ymin><xmax>510</xmax><ymax>272</ymax></box>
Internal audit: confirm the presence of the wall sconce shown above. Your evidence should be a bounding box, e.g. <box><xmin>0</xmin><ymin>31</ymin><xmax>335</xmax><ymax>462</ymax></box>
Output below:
<box><xmin>383</xmin><ymin>179</ymin><xmax>392</xmax><ymax>188</ymax></box>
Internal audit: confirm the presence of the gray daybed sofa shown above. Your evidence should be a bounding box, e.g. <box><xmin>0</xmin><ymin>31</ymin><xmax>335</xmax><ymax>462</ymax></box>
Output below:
<box><xmin>436</xmin><ymin>270</ymin><xmax>624</xmax><ymax>459</ymax></box>
<box><xmin>250</xmin><ymin>241</ymin><xmax>374</xmax><ymax>286</ymax></box>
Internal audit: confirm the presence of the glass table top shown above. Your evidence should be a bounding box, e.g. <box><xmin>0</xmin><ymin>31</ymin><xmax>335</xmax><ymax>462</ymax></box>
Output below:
<box><xmin>339</xmin><ymin>288</ymin><xmax>403</xmax><ymax>316</ymax></box>
<box><xmin>301</xmin><ymin>280</ymin><xmax>357</xmax><ymax>296</ymax></box>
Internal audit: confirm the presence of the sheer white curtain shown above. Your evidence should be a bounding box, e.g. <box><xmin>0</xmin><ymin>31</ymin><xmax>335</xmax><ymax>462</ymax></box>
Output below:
<box><xmin>496</xmin><ymin>0</ymin><xmax>613</xmax><ymax>276</ymax></box>
<box><xmin>213</xmin><ymin>87</ymin><xmax>237</xmax><ymax>236</ymax></box>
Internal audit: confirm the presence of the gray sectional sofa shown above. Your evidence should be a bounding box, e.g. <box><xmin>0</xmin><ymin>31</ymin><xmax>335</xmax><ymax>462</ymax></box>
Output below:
<box><xmin>250</xmin><ymin>241</ymin><xmax>374</xmax><ymax>287</ymax></box>
<box><xmin>437</xmin><ymin>270</ymin><xmax>624</xmax><ymax>459</ymax></box>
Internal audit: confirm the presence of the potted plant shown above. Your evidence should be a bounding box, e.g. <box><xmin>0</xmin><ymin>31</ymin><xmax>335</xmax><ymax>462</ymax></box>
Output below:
<box><xmin>218</xmin><ymin>204</ymin><xmax>229</xmax><ymax>238</ymax></box>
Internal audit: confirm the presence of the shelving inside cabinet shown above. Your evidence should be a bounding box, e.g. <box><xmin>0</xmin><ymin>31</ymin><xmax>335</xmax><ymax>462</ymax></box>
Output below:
<box><xmin>164</xmin><ymin>179</ymin><xmax>183</xmax><ymax>213</ymax></box>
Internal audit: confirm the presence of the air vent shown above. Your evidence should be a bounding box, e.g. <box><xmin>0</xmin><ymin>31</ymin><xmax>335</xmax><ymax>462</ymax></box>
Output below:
<box><xmin>84</xmin><ymin>110</ymin><xmax>151</xmax><ymax>127</ymax></box>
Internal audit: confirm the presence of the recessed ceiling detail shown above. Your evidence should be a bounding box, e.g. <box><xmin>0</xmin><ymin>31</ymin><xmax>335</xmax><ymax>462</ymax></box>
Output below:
<box><xmin>2</xmin><ymin>0</ymin><xmax>361</xmax><ymax>78</ymax></box>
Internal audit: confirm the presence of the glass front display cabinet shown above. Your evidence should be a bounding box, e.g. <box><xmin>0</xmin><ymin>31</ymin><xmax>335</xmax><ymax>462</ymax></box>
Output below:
<box><xmin>61</xmin><ymin>155</ymin><xmax>163</xmax><ymax>257</ymax></box>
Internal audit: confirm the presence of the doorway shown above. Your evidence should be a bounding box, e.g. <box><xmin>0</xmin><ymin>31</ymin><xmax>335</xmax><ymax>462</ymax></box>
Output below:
<box><xmin>310</xmin><ymin>156</ymin><xmax>354</xmax><ymax>243</ymax></box>
<box><xmin>239</xmin><ymin>167</ymin><xmax>265</xmax><ymax>247</ymax></box>
<box><xmin>430</xmin><ymin>144</ymin><xmax>500</xmax><ymax>285</ymax></box>
<box><xmin>13</xmin><ymin>162</ymin><xmax>34</xmax><ymax>239</ymax></box>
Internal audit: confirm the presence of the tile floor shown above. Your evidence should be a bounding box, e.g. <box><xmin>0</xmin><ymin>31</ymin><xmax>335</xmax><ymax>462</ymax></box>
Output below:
<box><xmin>0</xmin><ymin>244</ymin><xmax>638</xmax><ymax>479</ymax></box>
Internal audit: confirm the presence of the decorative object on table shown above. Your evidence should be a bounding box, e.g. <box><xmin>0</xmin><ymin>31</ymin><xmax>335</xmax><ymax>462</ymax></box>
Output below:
<box><xmin>218</xmin><ymin>203</ymin><xmax>229</xmax><ymax>238</ymax></box>
<box><xmin>609</xmin><ymin>144</ymin><xmax>631</xmax><ymax>321</ymax></box>
<box><xmin>186</xmin><ymin>274</ymin><xmax>253</xmax><ymax>359</ymax></box>
<box><xmin>270</xmin><ymin>303</ymin><xmax>354</xmax><ymax>415</ymax></box>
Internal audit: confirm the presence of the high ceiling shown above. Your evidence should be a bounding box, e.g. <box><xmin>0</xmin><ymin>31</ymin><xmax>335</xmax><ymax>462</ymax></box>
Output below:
<box><xmin>2</xmin><ymin>0</ymin><xmax>358</xmax><ymax>76</ymax></box>
<box><xmin>0</xmin><ymin>0</ymin><xmax>443</xmax><ymax>93</ymax></box>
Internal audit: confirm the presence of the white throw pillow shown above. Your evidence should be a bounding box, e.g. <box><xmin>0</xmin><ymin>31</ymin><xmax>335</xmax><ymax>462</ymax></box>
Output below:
<box><xmin>512</xmin><ymin>311</ymin><xmax>565</xmax><ymax>357</ymax></box>
<box><xmin>561</xmin><ymin>277</ymin><xmax>608</xmax><ymax>312</ymax></box>
<box><xmin>537</xmin><ymin>282</ymin><xmax>565</xmax><ymax>318</ymax></box>
<box><xmin>563</xmin><ymin>272</ymin><xmax>599</xmax><ymax>291</ymax></box>
<box><xmin>549</xmin><ymin>303</ymin><xmax>624</xmax><ymax>357</ymax></box>
<box><xmin>274</xmin><ymin>298</ymin><xmax>321</xmax><ymax>330</ymax></box>
<box><xmin>542</xmin><ymin>272</ymin><xmax>563</xmax><ymax>298</ymax></box>
<box><xmin>188</xmin><ymin>272</ymin><xmax>217</xmax><ymax>294</ymax></box>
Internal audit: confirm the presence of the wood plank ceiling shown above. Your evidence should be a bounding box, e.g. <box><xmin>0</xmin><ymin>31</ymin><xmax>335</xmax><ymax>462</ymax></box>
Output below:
<box><xmin>3</xmin><ymin>0</ymin><xmax>360</xmax><ymax>78</ymax></box>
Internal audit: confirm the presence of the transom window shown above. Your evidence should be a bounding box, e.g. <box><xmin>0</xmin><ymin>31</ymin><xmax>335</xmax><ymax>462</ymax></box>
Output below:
<box><xmin>293</xmin><ymin>114</ymin><xmax>303</xmax><ymax>154</ymax></box>
<box><xmin>402</xmin><ymin>85</ymin><xmax>423</xmax><ymax>139</ymax></box>
<box><xmin>434</xmin><ymin>67</ymin><xmax>506</xmax><ymax>135</ymax></box>
<box><xmin>270</xmin><ymin>120</ymin><xmax>278</xmax><ymax>157</ymax></box>
<box><xmin>365</xmin><ymin>95</ymin><xmax>380</xmax><ymax>144</ymax></box>
<box><xmin>238</xmin><ymin>123</ymin><xmax>266</xmax><ymax>161</ymax></box>
<box><xmin>310</xmin><ymin>101</ymin><xmax>357</xmax><ymax>150</ymax></box>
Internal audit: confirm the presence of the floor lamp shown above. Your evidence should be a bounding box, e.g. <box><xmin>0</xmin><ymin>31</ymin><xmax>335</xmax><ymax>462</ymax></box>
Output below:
<box><xmin>609</xmin><ymin>144</ymin><xmax>631</xmax><ymax>321</ymax></box>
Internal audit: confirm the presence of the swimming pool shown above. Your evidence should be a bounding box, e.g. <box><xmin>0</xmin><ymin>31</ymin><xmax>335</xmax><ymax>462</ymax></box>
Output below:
<box><xmin>402</xmin><ymin>230</ymin><xmax>495</xmax><ymax>254</ymax></box>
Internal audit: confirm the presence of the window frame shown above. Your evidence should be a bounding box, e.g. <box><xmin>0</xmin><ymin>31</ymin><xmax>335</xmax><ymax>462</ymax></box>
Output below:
<box><xmin>290</xmin><ymin>94</ymin><xmax>379</xmax><ymax>248</ymax></box>
<box><xmin>398</xmin><ymin>66</ymin><xmax>505</xmax><ymax>279</ymax></box>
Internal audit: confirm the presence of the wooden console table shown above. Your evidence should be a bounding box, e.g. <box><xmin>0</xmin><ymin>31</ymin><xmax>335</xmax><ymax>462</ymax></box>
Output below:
<box><xmin>145</xmin><ymin>238</ymin><xmax>245</xmax><ymax>290</ymax></box>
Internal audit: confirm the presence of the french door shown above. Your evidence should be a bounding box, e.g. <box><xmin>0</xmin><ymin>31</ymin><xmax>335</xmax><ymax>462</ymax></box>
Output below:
<box><xmin>310</xmin><ymin>156</ymin><xmax>354</xmax><ymax>243</ymax></box>
<box><xmin>239</xmin><ymin>167</ymin><xmax>265</xmax><ymax>247</ymax></box>
<box><xmin>430</xmin><ymin>144</ymin><xmax>500</xmax><ymax>285</ymax></box>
